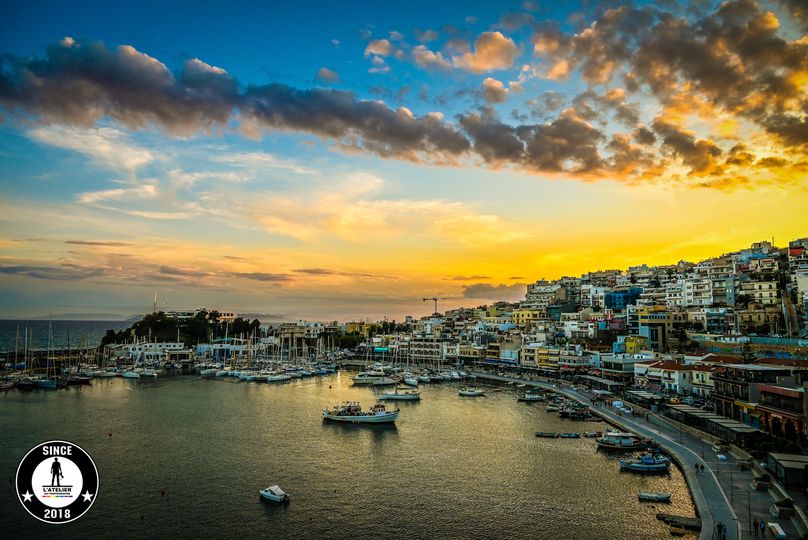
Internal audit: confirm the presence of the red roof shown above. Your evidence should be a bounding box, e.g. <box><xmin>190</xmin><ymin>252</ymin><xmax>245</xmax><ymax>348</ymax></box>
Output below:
<box><xmin>702</xmin><ymin>353</ymin><xmax>744</xmax><ymax>364</ymax></box>
<box><xmin>758</xmin><ymin>357</ymin><xmax>808</xmax><ymax>368</ymax></box>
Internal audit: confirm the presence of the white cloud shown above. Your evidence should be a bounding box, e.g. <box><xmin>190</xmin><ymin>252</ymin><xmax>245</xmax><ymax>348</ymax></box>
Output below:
<box><xmin>28</xmin><ymin>125</ymin><xmax>155</xmax><ymax>173</ymax></box>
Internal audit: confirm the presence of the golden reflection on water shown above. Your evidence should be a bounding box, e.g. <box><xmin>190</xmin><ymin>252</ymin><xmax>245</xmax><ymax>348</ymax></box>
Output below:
<box><xmin>0</xmin><ymin>373</ymin><xmax>696</xmax><ymax>539</ymax></box>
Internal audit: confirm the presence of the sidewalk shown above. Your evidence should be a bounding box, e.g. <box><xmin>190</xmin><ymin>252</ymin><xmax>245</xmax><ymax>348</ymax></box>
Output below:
<box><xmin>472</xmin><ymin>372</ymin><xmax>801</xmax><ymax>540</ymax></box>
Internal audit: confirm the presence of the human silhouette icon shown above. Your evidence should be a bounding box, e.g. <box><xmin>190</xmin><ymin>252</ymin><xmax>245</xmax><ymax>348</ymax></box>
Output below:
<box><xmin>51</xmin><ymin>458</ymin><xmax>63</xmax><ymax>487</ymax></box>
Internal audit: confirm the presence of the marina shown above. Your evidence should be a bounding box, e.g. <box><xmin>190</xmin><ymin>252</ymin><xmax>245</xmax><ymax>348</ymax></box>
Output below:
<box><xmin>0</xmin><ymin>372</ymin><xmax>696</xmax><ymax>539</ymax></box>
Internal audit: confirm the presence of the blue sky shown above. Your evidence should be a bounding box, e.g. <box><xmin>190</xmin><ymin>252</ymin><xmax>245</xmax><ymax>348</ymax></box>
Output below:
<box><xmin>0</xmin><ymin>1</ymin><xmax>806</xmax><ymax>320</ymax></box>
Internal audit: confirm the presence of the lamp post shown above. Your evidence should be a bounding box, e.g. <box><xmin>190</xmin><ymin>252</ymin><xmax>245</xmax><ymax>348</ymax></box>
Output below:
<box><xmin>747</xmin><ymin>490</ymin><xmax>752</xmax><ymax>533</ymax></box>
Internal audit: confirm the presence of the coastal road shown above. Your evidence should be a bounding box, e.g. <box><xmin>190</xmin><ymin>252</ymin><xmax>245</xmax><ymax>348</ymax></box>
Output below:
<box><xmin>472</xmin><ymin>372</ymin><xmax>740</xmax><ymax>540</ymax></box>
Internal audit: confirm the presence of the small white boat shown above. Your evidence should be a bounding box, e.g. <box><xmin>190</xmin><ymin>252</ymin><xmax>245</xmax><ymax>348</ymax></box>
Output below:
<box><xmin>121</xmin><ymin>371</ymin><xmax>141</xmax><ymax>379</ymax></box>
<box><xmin>417</xmin><ymin>375</ymin><xmax>431</xmax><ymax>383</ymax></box>
<box><xmin>259</xmin><ymin>485</ymin><xmax>289</xmax><ymax>503</ymax></box>
<box><xmin>402</xmin><ymin>377</ymin><xmax>419</xmax><ymax>386</ymax></box>
<box><xmin>378</xmin><ymin>388</ymin><xmax>421</xmax><ymax>401</ymax></box>
<box><xmin>638</xmin><ymin>491</ymin><xmax>671</xmax><ymax>502</ymax></box>
<box><xmin>266</xmin><ymin>373</ymin><xmax>292</xmax><ymax>382</ymax></box>
<box><xmin>459</xmin><ymin>387</ymin><xmax>485</xmax><ymax>397</ymax></box>
<box><xmin>199</xmin><ymin>368</ymin><xmax>218</xmax><ymax>377</ymax></box>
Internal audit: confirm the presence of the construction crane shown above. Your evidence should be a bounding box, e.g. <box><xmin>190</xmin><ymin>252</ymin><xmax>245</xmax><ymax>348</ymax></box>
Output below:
<box><xmin>422</xmin><ymin>296</ymin><xmax>449</xmax><ymax>315</ymax></box>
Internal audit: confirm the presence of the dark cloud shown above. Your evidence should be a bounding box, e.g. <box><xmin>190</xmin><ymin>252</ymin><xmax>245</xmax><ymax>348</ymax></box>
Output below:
<box><xmin>241</xmin><ymin>84</ymin><xmax>471</xmax><ymax>161</ymax></box>
<box><xmin>293</xmin><ymin>268</ymin><xmax>388</xmax><ymax>279</ymax></box>
<box><xmin>459</xmin><ymin>110</ymin><xmax>605</xmax><ymax>173</ymax></box>
<box><xmin>462</xmin><ymin>282</ymin><xmax>526</xmax><ymax>301</ymax></box>
<box><xmin>232</xmin><ymin>272</ymin><xmax>293</xmax><ymax>282</ymax></box>
<box><xmin>530</xmin><ymin>0</ymin><xmax>808</xmax><ymax>155</ymax></box>
<box><xmin>652</xmin><ymin>119</ymin><xmax>723</xmax><ymax>174</ymax></box>
<box><xmin>0</xmin><ymin>264</ymin><xmax>103</xmax><ymax>280</ymax></box>
<box><xmin>65</xmin><ymin>240</ymin><xmax>133</xmax><ymax>246</ymax></box>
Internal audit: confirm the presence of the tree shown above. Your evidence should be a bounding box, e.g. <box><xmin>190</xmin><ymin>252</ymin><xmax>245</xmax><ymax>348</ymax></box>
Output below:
<box><xmin>740</xmin><ymin>341</ymin><xmax>756</xmax><ymax>363</ymax></box>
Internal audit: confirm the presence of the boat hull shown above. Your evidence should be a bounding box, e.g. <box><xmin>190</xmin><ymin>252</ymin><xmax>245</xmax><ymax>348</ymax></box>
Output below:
<box><xmin>322</xmin><ymin>412</ymin><xmax>399</xmax><ymax>424</ymax></box>
<box><xmin>378</xmin><ymin>394</ymin><xmax>420</xmax><ymax>401</ymax></box>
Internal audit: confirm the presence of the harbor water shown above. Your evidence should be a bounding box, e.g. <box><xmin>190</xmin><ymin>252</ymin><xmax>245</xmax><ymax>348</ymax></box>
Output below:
<box><xmin>0</xmin><ymin>374</ymin><xmax>696</xmax><ymax>539</ymax></box>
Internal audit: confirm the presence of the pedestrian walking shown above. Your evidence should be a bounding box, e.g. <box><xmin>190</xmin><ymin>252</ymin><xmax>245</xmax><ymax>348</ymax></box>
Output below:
<box><xmin>753</xmin><ymin>518</ymin><xmax>758</xmax><ymax>536</ymax></box>
<box><xmin>760</xmin><ymin>520</ymin><xmax>766</xmax><ymax>536</ymax></box>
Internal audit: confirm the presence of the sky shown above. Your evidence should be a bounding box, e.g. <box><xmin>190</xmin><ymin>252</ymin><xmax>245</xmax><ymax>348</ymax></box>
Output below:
<box><xmin>0</xmin><ymin>0</ymin><xmax>806</xmax><ymax>321</ymax></box>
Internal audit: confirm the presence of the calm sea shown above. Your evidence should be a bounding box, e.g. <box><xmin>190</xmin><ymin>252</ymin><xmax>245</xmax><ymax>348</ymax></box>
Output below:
<box><xmin>0</xmin><ymin>320</ymin><xmax>131</xmax><ymax>351</ymax></box>
<box><xmin>0</xmin><ymin>374</ymin><xmax>696</xmax><ymax>539</ymax></box>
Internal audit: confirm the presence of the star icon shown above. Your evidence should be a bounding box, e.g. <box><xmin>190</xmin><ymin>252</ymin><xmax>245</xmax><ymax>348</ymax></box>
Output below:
<box><xmin>21</xmin><ymin>490</ymin><xmax>33</xmax><ymax>502</ymax></box>
<box><xmin>81</xmin><ymin>491</ymin><xmax>94</xmax><ymax>502</ymax></box>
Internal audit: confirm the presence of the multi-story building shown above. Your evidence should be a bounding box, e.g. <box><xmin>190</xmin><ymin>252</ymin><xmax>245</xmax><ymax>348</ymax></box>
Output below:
<box><xmin>740</xmin><ymin>281</ymin><xmax>779</xmax><ymax>305</ymax></box>
<box><xmin>410</xmin><ymin>336</ymin><xmax>449</xmax><ymax>364</ymax></box>
<box><xmin>600</xmin><ymin>354</ymin><xmax>641</xmax><ymax>386</ymax></box>
<box><xmin>636</xmin><ymin>306</ymin><xmax>674</xmax><ymax>352</ymax></box>
<box><xmin>682</xmin><ymin>278</ymin><xmax>714</xmax><ymax>307</ymax></box>
<box><xmin>756</xmin><ymin>384</ymin><xmax>805</xmax><ymax>443</ymax></box>
<box><xmin>712</xmin><ymin>364</ymin><xmax>795</xmax><ymax>427</ymax></box>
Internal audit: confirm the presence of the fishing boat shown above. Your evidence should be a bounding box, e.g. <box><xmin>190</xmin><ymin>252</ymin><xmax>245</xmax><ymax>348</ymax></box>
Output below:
<box><xmin>559</xmin><ymin>407</ymin><xmax>592</xmax><ymax>420</ymax></box>
<box><xmin>619</xmin><ymin>453</ymin><xmax>671</xmax><ymax>473</ymax></box>
<box><xmin>259</xmin><ymin>485</ymin><xmax>290</xmax><ymax>503</ymax></box>
<box><xmin>458</xmin><ymin>387</ymin><xmax>485</xmax><ymax>397</ymax></box>
<box><xmin>322</xmin><ymin>402</ymin><xmax>399</xmax><ymax>424</ymax></box>
<box><xmin>378</xmin><ymin>387</ymin><xmax>421</xmax><ymax>401</ymax></box>
<box><xmin>596</xmin><ymin>431</ymin><xmax>647</xmax><ymax>451</ymax></box>
<box><xmin>638</xmin><ymin>491</ymin><xmax>671</xmax><ymax>502</ymax></box>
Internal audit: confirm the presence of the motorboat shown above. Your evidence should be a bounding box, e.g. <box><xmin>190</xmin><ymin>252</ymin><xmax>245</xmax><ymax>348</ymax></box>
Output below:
<box><xmin>378</xmin><ymin>387</ymin><xmax>421</xmax><ymax>401</ymax></box>
<box><xmin>200</xmin><ymin>368</ymin><xmax>218</xmax><ymax>377</ymax></box>
<box><xmin>266</xmin><ymin>373</ymin><xmax>292</xmax><ymax>382</ymax></box>
<box><xmin>458</xmin><ymin>387</ymin><xmax>485</xmax><ymax>397</ymax></box>
<box><xmin>31</xmin><ymin>376</ymin><xmax>58</xmax><ymax>389</ymax></box>
<box><xmin>596</xmin><ymin>431</ymin><xmax>647</xmax><ymax>451</ymax></box>
<box><xmin>322</xmin><ymin>402</ymin><xmax>399</xmax><ymax>424</ymax></box>
<box><xmin>517</xmin><ymin>393</ymin><xmax>544</xmax><ymax>402</ymax></box>
<box><xmin>259</xmin><ymin>485</ymin><xmax>289</xmax><ymax>503</ymax></box>
<box><xmin>619</xmin><ymin>453</ymin><xmax>671</xmax><ymax>473</ymax></box>
<box><xmin>121</xmin><ymin>371</ymin><xmax>141</xmax><ymax>379</ymax></box>
<box><xmin>371</xmin><ymin>377</ymin><xmax>397</xmax><ymax>386</ymax></box>
<box><xmin>638</xmin><ymin>491</ymin><xmax>671</xmax><ymax>502</ymax></box>
<box><xmin>417</xmin><ymin>374</ymin><xmax>431</xmax><ymax>383</ymax></box>
<box><xmin>352</xmin><ymin>370</ymin><xmax>389</xmax><ymax>385</ymax></box>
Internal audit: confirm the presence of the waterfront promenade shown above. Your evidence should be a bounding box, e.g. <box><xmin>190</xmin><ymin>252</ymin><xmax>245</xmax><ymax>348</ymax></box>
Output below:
<box><xmin>471</xmin><ymin>371</ymin><xmax>800</xmax><ymax>540</ymax></box>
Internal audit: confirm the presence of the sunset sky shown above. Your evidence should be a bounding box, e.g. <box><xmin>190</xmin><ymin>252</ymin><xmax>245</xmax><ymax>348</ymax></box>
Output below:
<box><xmin>0</xmin><ymin>0</ymin><xmax>806</xmax><ymax>321</ymax></box>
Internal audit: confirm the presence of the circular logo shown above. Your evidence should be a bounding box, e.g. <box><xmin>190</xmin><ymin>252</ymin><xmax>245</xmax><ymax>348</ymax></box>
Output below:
<box><xmin>15</xmin><ymin>440</ymin><xmax>99</xmax><ymax>524</ymax></box>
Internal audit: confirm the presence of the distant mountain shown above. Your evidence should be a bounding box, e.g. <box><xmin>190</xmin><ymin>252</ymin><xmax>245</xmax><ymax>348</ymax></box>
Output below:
<box><xmin>239</xmin><ymin>312</ymin><xmax>290</xmax><ymax>322</ymax></box>
<box><xmin>17</xmin><ymin>313</ymin><xmax>138</xmax><ymax>321</ymax></box>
